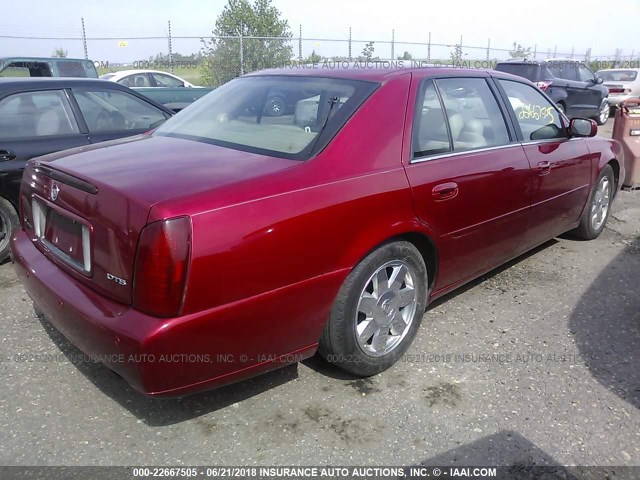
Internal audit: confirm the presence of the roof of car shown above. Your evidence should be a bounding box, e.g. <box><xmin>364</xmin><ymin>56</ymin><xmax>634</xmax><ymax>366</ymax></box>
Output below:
<box><xmin>106</xmin><ymin>70</ymin><xmax>183</xmax><ymax>78</ymax></box>
<box><xmin>497</xmin><ymin>57</ymin><xmax>583</xmax><ymax>65</ymax></box>
<box><xmin>595</xmin><ymin>67</ymin><xmax>640</xmax><ymax>72</ymax></box>
<box><xmin>0</xmin><ymin>77</ymin><xmax>130</xmax><ymax>90</ymax></box>
<box><xmin>247</xmin><ymin>65</ymin><xmax>525</xmax><ymax>82</ymax></box>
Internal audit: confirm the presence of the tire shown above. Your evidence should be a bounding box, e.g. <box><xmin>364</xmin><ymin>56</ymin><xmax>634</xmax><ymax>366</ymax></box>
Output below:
<box><xmin>0</xmin><ymin>196</ymin><xmax>18</xmax><ymax>264</ymax></box>
<box><xmin>265</xmin><ymin>95</ymin><xmax>286</xmax><ymax>117</ymax></box>
<box><xmin>556</xmin><ymin>101</ymin><xmax>566</xmax><ymax>116</ymax></box>
<box><xmin>593</xmin><ymin>99</ymin><xmax>610</xmax><ymax>126</ymax></box>
<box><xmin>318</xmin><ymin>241</ymin><xmax>428</xmax><ymax>376</ymax></box>
<box><xmin>573</xmin><ymin>165</ymin><xmax>614</xmax><ymax>240</ymax></box>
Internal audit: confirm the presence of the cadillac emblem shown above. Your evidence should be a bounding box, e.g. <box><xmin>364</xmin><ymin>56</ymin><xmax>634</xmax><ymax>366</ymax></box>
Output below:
<box><xmin>51</xmin><ymin>184</ymin><xmax>60</xmax><ymax>202</ymax></box>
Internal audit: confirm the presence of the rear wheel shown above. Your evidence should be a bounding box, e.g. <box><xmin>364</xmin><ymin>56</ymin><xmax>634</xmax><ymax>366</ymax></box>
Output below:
<box><xmin>573</xmin><ymin>165</ymin><xmax>614</xmax><ymax>240</ymax></box>
<box><xmin>265</xmin><ymin>95</ymin><xmax>286</xmax><ymax>117</ymax></box>
<box><xmin>0</xmin><ymin>196</ymin><xmax>18</xmax><ymax>264</ymax></box>
<box><xmin>318</xmin><ymin>241</ymin><xmax>428</xmax><ymax>376</ymax></box>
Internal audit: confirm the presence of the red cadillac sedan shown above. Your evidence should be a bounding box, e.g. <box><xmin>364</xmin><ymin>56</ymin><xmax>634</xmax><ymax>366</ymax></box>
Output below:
<box><xmin>11</xmin><ymin>67</ymin><xmax>624</xmax><ymax>397</ymax></box>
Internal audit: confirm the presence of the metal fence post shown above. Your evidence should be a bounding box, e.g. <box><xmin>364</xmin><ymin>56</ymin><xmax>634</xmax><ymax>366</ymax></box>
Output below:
<box><xmin>167</xmin><ymin>21</ymin><xmax>174</xmax><ymax>73</ymax></box>
<box><xmin>298</xmin><ymin>25</ymin><xmax>302</xmax><ymax>62</ymax></box>
<box><xmin>427</xmin><ymin>32</ymin><xmax>431</xmax><ymax>62</ymax></box>
<box><xmin>391</xmin><ymin>29</ymin><xmax>395</xmax><ymax>60</ymax></box>
<box><xmin>239</xmin><ymin>26</ymin><xmax>244</xmax><ymax>75</ymax></box>
<box><xmin>348</xmin><ymin>26</ymin><xmax>352</xmax><ymax>61</ymax></box>
<box><xmin>553</xmin><ymin>45</ymin><xmax>557</xmax><ymax>57</ymax></box>
<box><xmin>570</xmin><ymin>46</ymin><xmax>574</xmax><ymax>59</ymax></box>
<box><xmin>533</xmin><ymin>44</ymin><xmax>537</xmax><ymax>60</ymax></box>
<box><xmin>486</xmin><ymin>38</ymin><xmax>490</xmax><ymax>61</ymax></box>
<box><xmin>81</xmin><ymin>17</ymin><xmax>88</xmax><ymax>60</ymax></box>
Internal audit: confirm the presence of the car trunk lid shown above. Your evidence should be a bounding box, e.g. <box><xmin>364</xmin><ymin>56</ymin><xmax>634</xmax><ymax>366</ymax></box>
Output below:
<box><xmin>21</xmin><ymin>135</ymin><xmax>299</xmax><ymax>305</ymax></box>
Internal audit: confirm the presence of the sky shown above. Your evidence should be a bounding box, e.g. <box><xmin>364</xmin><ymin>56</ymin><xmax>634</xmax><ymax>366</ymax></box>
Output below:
<box><xmin>1</xmin><ymin>0</ymin><xmax>639</xmax><ymax>63</ymax></box>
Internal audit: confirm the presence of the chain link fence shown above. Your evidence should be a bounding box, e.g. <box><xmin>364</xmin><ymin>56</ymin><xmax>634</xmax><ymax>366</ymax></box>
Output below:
<box><xmin>1</xmin><ymin>22</ymin><xmax>638</xmax><ymax>86</ymax></box>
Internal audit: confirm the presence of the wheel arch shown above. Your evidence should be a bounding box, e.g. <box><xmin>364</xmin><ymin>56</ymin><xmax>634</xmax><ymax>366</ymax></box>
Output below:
<box><xmin>607</xmin><ymin>158</ymin><xmax>621</xmax><ymax>194</ymax></box>
<box><xmin>347</xmin><ymin>229</ymin><xmax>439</xmax><ymax>295</ymax></box>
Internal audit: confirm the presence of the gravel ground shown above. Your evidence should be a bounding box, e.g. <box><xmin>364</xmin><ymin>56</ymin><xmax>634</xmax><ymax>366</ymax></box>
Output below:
<box><xmin>1</xmin><ymin>118</ymin><xmax>639</xmax><ymax>468</ymax></box>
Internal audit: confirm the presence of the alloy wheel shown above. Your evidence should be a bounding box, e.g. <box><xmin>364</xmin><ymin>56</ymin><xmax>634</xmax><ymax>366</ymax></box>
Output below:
<box><xmin>355</xmin><ymin>260</ymin><xmax>418</xmax><ymax>357</ymax></box>
<box><xmin>591</xmin><ymin>175</ymin><xmax>611</xmax><ymax>231</ymax></box>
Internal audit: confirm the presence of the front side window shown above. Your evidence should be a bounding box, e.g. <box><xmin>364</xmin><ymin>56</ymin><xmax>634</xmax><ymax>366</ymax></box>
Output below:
<box><xmin>578</xmin><ymin>65</ymin><xmax>595</xmax><ymax>82</ymax></box>
<box><xmin>74</xmin><ymin>89</ymin><xmax>167</xmax><ymax>132</ymax></box>
<box><xmin>0</xmin><ymin>90</ymin><xmax>79</xmax><ymax>139</ymax></box>
<box><xmin>547</xmin><ymin>62</ymin><xmax>579</xmax><ymax>81</ymax></box>
<box><xmin>152</xmin><ymin>73</ymin><xmax>184</xmax><ymax>87</ymax></box>
<box><xmin>498</xmin><ymin>79</ymin><xmax>566</xmax><ymax>141</ymax></box>
<box><xmin>154</xmin><ymin>76</ymin><xmax>378</xmax><ymax>159</ymax></box>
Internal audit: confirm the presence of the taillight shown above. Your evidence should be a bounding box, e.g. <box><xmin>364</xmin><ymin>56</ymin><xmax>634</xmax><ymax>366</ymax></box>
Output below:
<box><xmin>536</xmin><ymin>81</ymin><xmax>553</xmax><ymax>92</ymax></box>
<box><xmin>133</xmin><ymin>216</ymin><xmax>192</xmax><ymax>317</ymax></box>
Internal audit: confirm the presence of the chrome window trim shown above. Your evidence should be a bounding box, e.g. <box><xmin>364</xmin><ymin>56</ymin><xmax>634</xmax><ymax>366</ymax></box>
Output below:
<box><xmin>409</xmin><ymin>142</ymin><xmax>519</xmax><ymax>164</ymax></box>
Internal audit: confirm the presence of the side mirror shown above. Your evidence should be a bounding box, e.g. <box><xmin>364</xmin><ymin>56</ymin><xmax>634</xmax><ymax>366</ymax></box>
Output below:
<box><xmin>594</xmin><ymin>77</ymin><xmax>603</xmax><ymax>84</ymax></box>
<box><xmin>570</xmin><ymin>118</ymin><xmax>597</xmax><ymax>137</ymax></box>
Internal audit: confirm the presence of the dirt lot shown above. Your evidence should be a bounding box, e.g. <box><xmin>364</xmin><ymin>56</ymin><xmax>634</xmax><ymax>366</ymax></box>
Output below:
<box><xmin>1</xmin><ymin>117</ymin><xmax>639</xmax><ymax>468</ymax></box>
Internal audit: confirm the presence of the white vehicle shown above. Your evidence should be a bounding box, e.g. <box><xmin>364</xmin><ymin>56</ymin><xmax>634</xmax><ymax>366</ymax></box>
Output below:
<box><xmin>100</xmin><ymin>70</ymin><xmax>201</xmax><ymax>88</ymax></box>
<box><xmin>596</xmin><ymin>68</ymin><xmax>640</xmax><ymax>108</ymax></box>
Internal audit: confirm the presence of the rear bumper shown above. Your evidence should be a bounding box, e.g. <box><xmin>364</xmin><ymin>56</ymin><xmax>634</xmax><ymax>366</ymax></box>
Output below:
<box><xmin>608</xmin><ymin>95</ymin><xmax>634</xmax><ymax>107</ymax></box>
<box><xmin>11</xmin><ymin>230</ymin><xmax>333</xmax><ymax>397</ymax></box>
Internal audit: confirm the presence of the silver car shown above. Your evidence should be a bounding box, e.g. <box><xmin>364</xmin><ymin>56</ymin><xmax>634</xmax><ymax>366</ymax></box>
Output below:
<box><xmin>596</xmin><ymin>68</ymin><xmax>640</xmax><ymax>107</ymax></box>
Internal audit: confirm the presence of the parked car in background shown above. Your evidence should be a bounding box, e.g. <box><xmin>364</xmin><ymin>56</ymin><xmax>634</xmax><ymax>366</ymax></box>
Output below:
<box><xmin>100</xmin><ymin>70</ymin><xmax>201</xmax><ymax>88</ymax></box>
<box><xmin>0</xmin><ymin>78</ymin><xmax>173</xmax><ymax>262</ymax></box>
<box><xmin>11</xmin><ymin>67</ymin><xmax>623</xmax><ymax>397</ymax></box>
<box><xmin>595</xmin><ymin>68</ymin><xmax>640</xmax><ymax>109</ymax></box>
<box><xmin>100</xmin><ymin>70</ymin><xmax>213</xmax><ymax>112</ymax></box>
<box><xmin>495</xmin><ymin>58</ymin><xmax>610</xmax><ymax>124</ymax></box>
<box><xmin>0</xmin><ymin>57</ymin><xmax>98</xmax><ymax>78</ymax></box>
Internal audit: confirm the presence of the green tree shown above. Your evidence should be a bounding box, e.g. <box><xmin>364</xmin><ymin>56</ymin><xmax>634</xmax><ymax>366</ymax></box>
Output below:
<box><xmin>52</xmin><ymin>47</ymin><xmax>68</xmax><ymax>58</ymax></box>
<box><xmin>360</xmin><ymin>41</ymin><xmax>375</xmax><ymax>60</ymax></box>
<box><xmin>201</xmin><ymin>0</ymin><xmax>293</xmax><ymax>86</ymax></box>
<box><xmin>509</xmin><ymin>43</ymin><xmax>531</xmax><ymax>59</ymax></box>
<box><xmin>398</xmin><ymin>51</ymin><xmax>413</xmax><ymax>60</ymax></box>
<box><xmin>304</xmin><ymin>50</ymin><xmax>322</xmax><ymax>64</ymax></box>
<box><xmin>450</xmin><ymin>44</ymin><xmax>463</xmax><ymax>65</ymax></box>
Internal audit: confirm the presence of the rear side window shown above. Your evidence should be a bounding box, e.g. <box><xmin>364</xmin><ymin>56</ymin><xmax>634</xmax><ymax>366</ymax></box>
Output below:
<box><xmin>412</xmin><ymin>80</ymin><xmax>451</xmax><ymax>157</ymax></box>
<box><xmin>435</xmin><ymin>78</ymin><xmax>510</xmax><ymax>152</ymax></box>
<box><xmin>412</xmin><ymin>77</ymin><xmax>510</xmax><ymax>159</ymax></box>
<box><xmin>0</xmin><ymin>90</ymin><xmax>79</xmax><ymax>139</ymax></box>
<box><xmin>73</xmin><ymin>89</ymin><xmax>167</xmax><ymax>132</ymax></box>
<box><xmin>118</xmin><ymin>74</ymin><xmax>152</xmax><ymax>88</ymax></box>
<box><xmin>498</xmin><ymin>79</ymin><xmax>566</xmax><ymax>141</ymax></box>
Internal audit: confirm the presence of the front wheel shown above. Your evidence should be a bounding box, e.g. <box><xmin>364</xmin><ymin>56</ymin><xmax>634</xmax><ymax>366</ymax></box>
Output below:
<box><xmin>318</xmin><ymin>241</ymin><xmax>428</xmax><ymax>376</ymax></box>
<box><xmin>0</xmin><ymin>196</ymin><xmax>19</xmax><ymax>264</ymax></box>
<box><xmin>573</xmin><ymin>165</ymin><xmax>614</xmax><ymax>240</ymax></box>
<box><xmin>593</xmin><ymin>100</ymin><xmax>610</xmax><ymax>126</ymax></box>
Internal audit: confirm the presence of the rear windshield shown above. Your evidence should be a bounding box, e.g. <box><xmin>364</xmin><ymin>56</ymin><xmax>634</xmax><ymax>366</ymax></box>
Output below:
<box><xmin>597</xmin><ymin>70</ymin><xmax>638</xmax><ymax>82</ymax></box>
<box><xmin>495</xmin><ymin>63</ymin><xmax>540</xmax><ymax>81</ymax></box>
<box><xmin>154</xmin><ymin>76</ymin><xmax>378</xmax><ymax>159</ymax></box>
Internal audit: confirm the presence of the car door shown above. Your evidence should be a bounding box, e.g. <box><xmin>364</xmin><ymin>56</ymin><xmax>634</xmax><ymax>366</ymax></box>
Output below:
<box><xmin>577</xmin><ymin>63</ymin><xmax>603</xmax><ymax>115</ymax></box>
<box><xmin>403</xmin><ymin>76</ymin><xmax>532</xmax><ymax>291</ymax></box>
<box><xmin>71</xmin><ymin>88</ymin><xmax>170</xmax><ymax>143</ymax></box>
<box><xmin>0</xmin><ymin>89</ymin><xmax>89</xmax><ymax>205</ymax></box>
<box><xmin>547</xmin><ymin>61</ymin><xmax>585</xmax><ymax>116</ymax></box>
<box><xmin>495</xmin><ymin>78</ymin><xmax>594</xmax><ymax>249</ymax></box>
